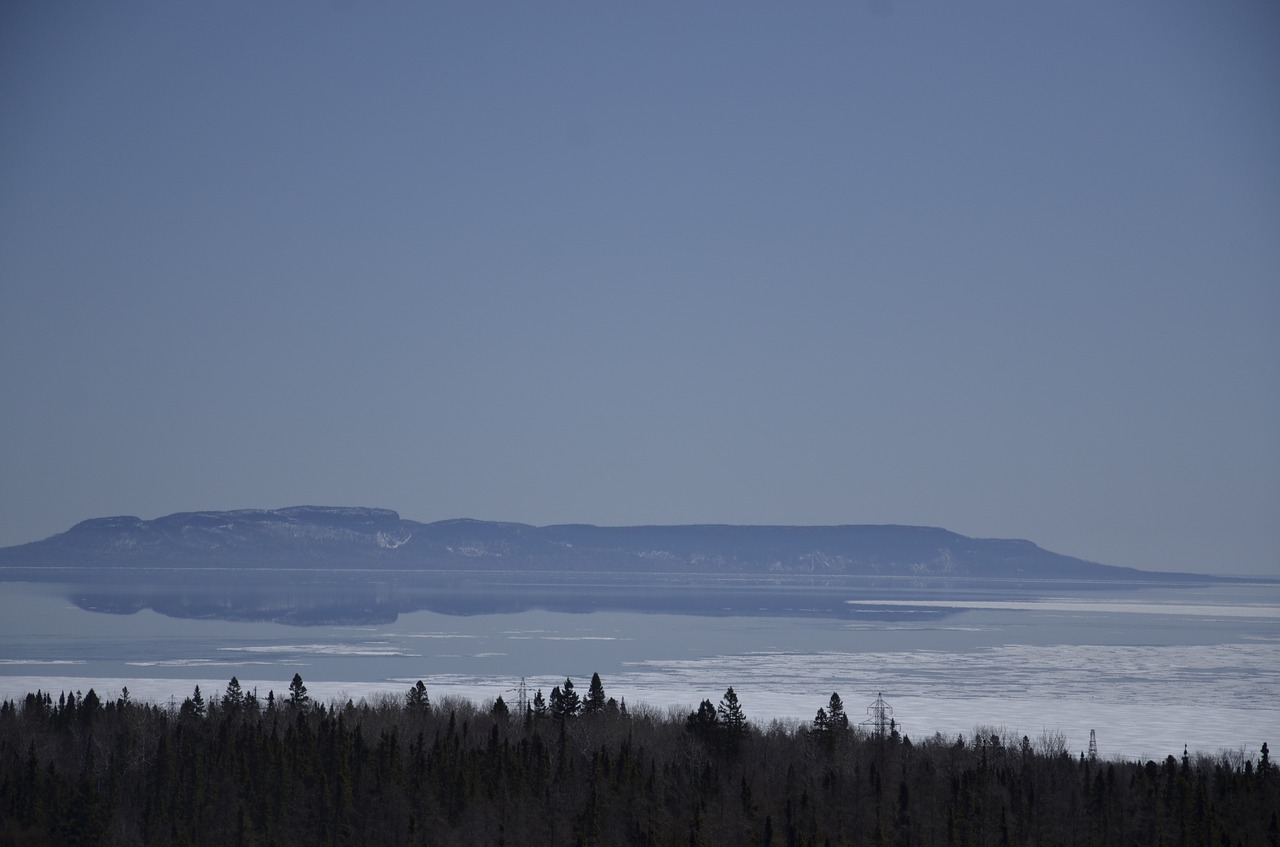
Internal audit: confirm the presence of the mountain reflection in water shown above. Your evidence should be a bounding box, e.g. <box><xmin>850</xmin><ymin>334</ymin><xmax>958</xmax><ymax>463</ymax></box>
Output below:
<box><xmin>53</xmin><ymin>568</ymin><xmax>1192</xmax><ymax>625</ymax></box>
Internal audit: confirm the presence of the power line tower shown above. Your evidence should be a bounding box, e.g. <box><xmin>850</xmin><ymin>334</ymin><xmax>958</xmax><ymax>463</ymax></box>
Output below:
<box><xmin>505</xmin><ymin>677</ymin><xmax>529</xmax><ymax>715</ymax></box>
<box><xmin>1088</xmin><ymin>729</ymin><xmax>1098</xmax><ymax>761</ymax></box>
<box><xmin>860</xmin><ymin>692</ymin><xmax>895</xmax><ymax>739</ymax></box>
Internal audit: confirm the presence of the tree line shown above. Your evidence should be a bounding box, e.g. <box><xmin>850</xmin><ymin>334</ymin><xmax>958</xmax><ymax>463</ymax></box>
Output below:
<box><xmin>1</xmin><ymin>674</ymin><xmax>1276</xmax><ymax>846</ymax></box>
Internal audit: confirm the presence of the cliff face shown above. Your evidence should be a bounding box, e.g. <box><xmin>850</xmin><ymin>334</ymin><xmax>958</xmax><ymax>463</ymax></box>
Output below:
<box><xmin>0</xmin><ymin>505</ymin><xmax>1153</xmax><ymax>580</ymax></box>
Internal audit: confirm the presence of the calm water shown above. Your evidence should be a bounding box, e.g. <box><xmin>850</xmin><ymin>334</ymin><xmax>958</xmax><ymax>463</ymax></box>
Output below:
<box><xmin>1</xmin><ymin>577</ymin><xmax>1276</xmax><ymax>761</ymax></box>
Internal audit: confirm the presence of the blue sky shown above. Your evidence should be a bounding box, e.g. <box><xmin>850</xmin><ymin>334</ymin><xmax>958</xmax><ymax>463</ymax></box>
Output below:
<box><xmin>1</xmin><ymin>1</ymin><xmax>1277</xmax><ymax>574</ymax></box>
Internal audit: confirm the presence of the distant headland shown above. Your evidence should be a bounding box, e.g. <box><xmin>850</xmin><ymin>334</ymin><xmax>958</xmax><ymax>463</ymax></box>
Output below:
<box><xmin>0</xmin><ymin>505</ymin><xmax>1224</xmax><ymax>583</ymax></box>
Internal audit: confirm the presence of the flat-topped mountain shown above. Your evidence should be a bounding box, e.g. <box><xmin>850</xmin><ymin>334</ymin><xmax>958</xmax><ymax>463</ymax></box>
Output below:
<box><xmin>0</xmin><ymin>505</ymin><xmax>1190</xmax><ymax>581</ymax></box>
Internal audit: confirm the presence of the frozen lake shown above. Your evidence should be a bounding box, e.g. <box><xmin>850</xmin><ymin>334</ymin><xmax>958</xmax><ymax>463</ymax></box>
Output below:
<box><xmin>1</xmin><ymin>576</ymin><xmax>1275</xmax><ymax>761</ymax></box>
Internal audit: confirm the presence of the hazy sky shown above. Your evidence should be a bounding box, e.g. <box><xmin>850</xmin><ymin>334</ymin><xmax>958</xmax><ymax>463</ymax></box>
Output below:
<box><xmin>2</xmin><ymin>1</ymin><xmax>1277</xmax><ymax>575</ymax></box>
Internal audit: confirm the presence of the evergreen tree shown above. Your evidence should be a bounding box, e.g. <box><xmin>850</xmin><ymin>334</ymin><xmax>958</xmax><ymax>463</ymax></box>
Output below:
<box><xmin>288</xmin><ymin>673</ymin><xmax>309</xmax><ymax>710</ymax></box>
<box><xmin>179</xmin><ymin>688</ymin><xmax>202</xmax><ymax>720</ymax></box>
<box><xmin>491</xmin><ymin>696</ymin><xmax>510</xmax><ymax>721</ymax></box>
<box><xmin>532</xmin><ymin>688</ymin><xmax>548</xmax><ymax>718</ymax></box>
<box><xmin>552</xmin><ymin>680</ymin><xmax>583</xmax><ymax>721</ymax></box>
<box><xmin>405</xmin><ymin>680</ymin><xmax>430</xmax><ymax>713</ymax></box>
<box><xmin>718</xmin><ymin>687</ymin><xmax>747</xmax><ymax>736</ymax></box>
<box><xmin>222</xmin><ymin>676</ymin><xmax>244</xmax><ymax>711</ymax></box>
<box><xmin>827</xmin><ymin>692</ymin><xmax>848</xmax><ymax>732</ymax></box>
<box><xmin>812</xmin><ymin>707</ymin><xmax>829</xmax><ymax>736</ymax></box>
<box><xmin>562</xmin><ymin>677</ymin><xmax>580</xmax><ymax>716</ymax></box>
<box><xmin>191</xmin><ymin>685</ymin><xmax>205</xmax><ymax>717</ymax></box>
<box><xmin>549</xmin><ymin>685</ymin><xmax>565</xmax><ymax>719</ymax></box>
<box><xmin>687</xmin><ymin>699</ymin><xmax>719</xmax><ymax>742</ymax></box>
<box><xmin>584</xmin><ymin>672</ymin><xmax>607</xmax><ymax>716</ymax></box>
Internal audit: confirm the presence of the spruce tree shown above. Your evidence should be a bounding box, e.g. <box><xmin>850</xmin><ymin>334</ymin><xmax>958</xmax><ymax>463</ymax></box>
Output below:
<box><xmin>405</xmin><ymin>680</ymin><xmax>429</xmax><ymax>713</ymax></box>
<box><xmin>812</xmin><ymin>707</ymin><xmax>829</xmax><ymax>737</ymax></box>
<box><xmin>718</xmin><ymin>687</ymin><xmax>746</xmax><ymax>735</ymax></box>
<box><xmin>687</xmin><ymin>699</ymin><xmax>719</xmax><ymax>739</ymax></box>
<box><xmin>532</xmin><ymin>688</ymin><xmax>548</xmax><ymax>718</ymax></box>
<box><xmin>549</xmin><ymin>685</ymin><xmax>565</xmax><ymax>719</ymax></box>
<box><xmin>191</xmin><ymin>685</ymin><xmax>205</xmax><ymax>717</ymax></box>
<box><xmin>559</xmin><ymin>678</ymin><xmax>580</xmax><ymax>717</ymax></box>
<box><xmin>827</xmin><ymin>692</ymin><xmax>848</xmax><ymax>732</ymax></box>
<box><xmin>288</xmin><ymin>673</ymin><xmax>309</xmax><ymax>710</ymax></box>
<box><xmin>222</xmin><ymin>676</ymin><xmax>244</xmax><ymax>712</ymax></box>
<box><xmin>584</xmin><ymin>672</ymin><xmax>607</xmax><ymax>716</ymax></box>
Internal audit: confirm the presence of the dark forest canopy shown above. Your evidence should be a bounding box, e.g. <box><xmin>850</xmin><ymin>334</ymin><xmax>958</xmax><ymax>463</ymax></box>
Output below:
<box><xmin>0</xmin><ymin>505</ymin><xmax>1216</xmax><ymax>582</ymax></box>
<box><xmin>2</xmin><ymin>675</ymin><xmax>1275</xmax><ymax>846</ymax></box>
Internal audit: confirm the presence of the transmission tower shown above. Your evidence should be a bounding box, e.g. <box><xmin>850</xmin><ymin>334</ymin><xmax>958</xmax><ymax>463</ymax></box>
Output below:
<box><xmin>860</xmin><ymin>692</ymin><xmax>895</xmax><ymax>739</ymax></box>
<box><xmin>1088</xmin><ymin>729</ymin><xmax>1097</xmax><ymax>761</ymax></box>
<box><xmin>505</xmin><ymin>677</ymin><xmax>529</xmax><ymax>715</ymax></box>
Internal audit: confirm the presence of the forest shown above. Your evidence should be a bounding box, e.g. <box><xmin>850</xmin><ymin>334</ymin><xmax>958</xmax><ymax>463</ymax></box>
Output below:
<box><xmin>1</xmin><ymin>674</ymin><xmax>1275</xmax><ymax>846</ymax></box>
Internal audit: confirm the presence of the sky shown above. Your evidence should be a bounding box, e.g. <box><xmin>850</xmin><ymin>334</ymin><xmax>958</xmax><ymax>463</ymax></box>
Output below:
<box><xmin>1</xmin><ymin>1</ymin><xmax>1277</xmax><ymax>575</ymax></box>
